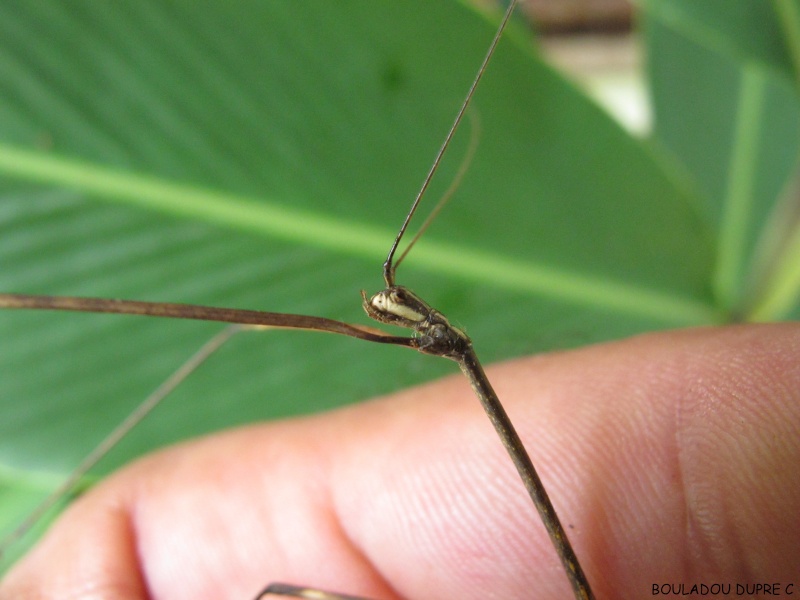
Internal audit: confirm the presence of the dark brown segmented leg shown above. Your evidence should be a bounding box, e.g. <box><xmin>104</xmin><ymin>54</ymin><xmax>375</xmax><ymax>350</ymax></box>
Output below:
<box><xmin>256</xmin><ymin>582</ymin><xmax>377</xmax><ymax>600</ymax></box>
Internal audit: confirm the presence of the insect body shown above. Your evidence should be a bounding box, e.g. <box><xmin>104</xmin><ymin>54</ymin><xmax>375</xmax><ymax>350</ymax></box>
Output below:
<box><xmin>0</xmin><ymin>1</ymin><xmax>596</xmax><ymax>598</ymax></box>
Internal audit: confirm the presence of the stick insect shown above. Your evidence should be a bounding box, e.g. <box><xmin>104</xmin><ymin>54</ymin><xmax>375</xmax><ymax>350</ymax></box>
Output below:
<box><xmin>0</xmin><ymin>1</ymin><xmax>601</xmax><ymax>598</ymax></box>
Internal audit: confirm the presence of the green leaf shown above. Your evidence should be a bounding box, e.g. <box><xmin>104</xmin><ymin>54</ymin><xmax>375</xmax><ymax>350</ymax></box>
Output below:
<box><xmin>641</xmin><ymin>0</ymin><xmax>800</xmax><ymax>78</ymax></box>
<box><xmin>643</xmin><ymin>0</ymin><xmax>800</xmax><ymax>318</ymax></box>
<box><xmin>1</xmin><ymin>0</ymin><xmax>719</xmax><ymax>568</ymax></box>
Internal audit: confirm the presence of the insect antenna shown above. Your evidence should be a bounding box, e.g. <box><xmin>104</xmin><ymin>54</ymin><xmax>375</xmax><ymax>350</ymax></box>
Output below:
<box><xmin>382</xmin><ymin>0</ymin><xmax>518</xmax><ymax>287</ymax></box>
<box><xmin>392</xmin><ymin>110</ymin><xmax>481</xmax><ymax>273</ymax></box>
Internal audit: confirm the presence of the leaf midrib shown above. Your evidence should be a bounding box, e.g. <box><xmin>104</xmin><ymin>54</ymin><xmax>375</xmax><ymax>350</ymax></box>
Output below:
<box><xmin>0</xmin><ymin>143</ymin><xmax>721</xmax><ymax>326</ymax></box>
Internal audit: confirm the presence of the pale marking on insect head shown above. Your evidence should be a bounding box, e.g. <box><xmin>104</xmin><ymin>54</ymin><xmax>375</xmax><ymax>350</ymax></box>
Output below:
<box><xmin>370</xmin><ymin>292</ymin><xmax>426</xmax><ymax>323</ymax></box>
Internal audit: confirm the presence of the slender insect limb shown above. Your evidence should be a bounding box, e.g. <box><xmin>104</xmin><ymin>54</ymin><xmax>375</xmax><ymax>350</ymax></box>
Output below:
<box><xmin>383</xmin><ymin>0</ymin><xmax>518</xmax><ymax>287</ymax></box>
<box><xmin>0</xmin><ymin>324</ymin><xmax>247</xmax><ymax>559</ymax></box>
<box><xmin>0</xmin><ymin>294</ymin><xmax>421</xmax><ymax>561</ymax></box>
<box><xmin>256</xmin><ymin>583</ymin><xmax>375</xmax><ymax>600</ymax></box>
<box><xmin>0</xmin><ymin>293</ymin><xmax>415</xmax><ymax>348</ymax></box>
<box><xmin>363</xmin><ymin>286</ymin><xmax>595</xmax><ymax>599</ymax></box>
<box><xmin>459</xmin><ymin>349</ymin><xmax>595</xmax><ymax>600</ymax></box>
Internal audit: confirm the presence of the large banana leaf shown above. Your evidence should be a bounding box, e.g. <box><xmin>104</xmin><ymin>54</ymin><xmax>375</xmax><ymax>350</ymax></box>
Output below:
<box><xmin>0</xmin><ymin>0</ymin><xmax>796</xmax><ymax>570</ymax></box>
<box><xmin>643</xmin><ymin>0</ymin><xmax>800</xmax><ymax>317</ymax></box>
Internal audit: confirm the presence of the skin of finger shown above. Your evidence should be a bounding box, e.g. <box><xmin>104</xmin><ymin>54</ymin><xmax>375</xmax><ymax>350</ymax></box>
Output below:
<box><xmin>1</xmin><ymin>324</ymin><xmax>799</xmax><ymax>600</ymax></box>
